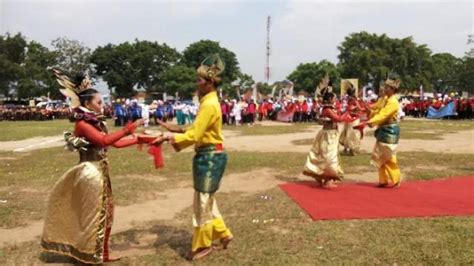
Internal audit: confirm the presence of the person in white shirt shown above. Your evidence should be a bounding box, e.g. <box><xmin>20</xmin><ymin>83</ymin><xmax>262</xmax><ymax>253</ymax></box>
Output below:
<box><xmin>231</xmin><ymin>99</ymin><xmax>242</xmax><ymax>126</ymax></box>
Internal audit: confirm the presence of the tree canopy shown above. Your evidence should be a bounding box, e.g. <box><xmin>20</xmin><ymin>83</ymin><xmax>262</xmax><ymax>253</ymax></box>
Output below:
<box><xmin>287</xmin><ymin>60</ymin><xmax>340</xmax><ymax>93</ymax></box>
<box><xmin>182</xmin><ymin>40</ymin><xmax>241</xmax><ymax>85</ymax></box>
<box><xmin>1</xmin><ymin>31</ymin><xmax>472</xmax><ymax>99</ymax></box>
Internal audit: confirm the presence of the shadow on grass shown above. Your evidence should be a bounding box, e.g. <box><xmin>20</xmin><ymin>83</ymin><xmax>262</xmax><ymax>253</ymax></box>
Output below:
<box><xmin>151</xmin><ymin>224</ymin><xmax>192</xmax><ymax>259</ymax></box>
<box><xmin>112</xmin><ymin>224</ymin><xmax>192</xmax><ymax>260</ymax></box>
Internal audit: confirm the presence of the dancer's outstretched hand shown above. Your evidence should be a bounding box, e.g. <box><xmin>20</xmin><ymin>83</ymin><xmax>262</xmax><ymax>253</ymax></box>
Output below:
<box><xmin>157</xmin><ymin>119</ymin><xmax>186</xmax><ymax>133</ymax></box>
<box><xmin>133</xmin><ymin>118</ymin><xmax>145</xmax><ymax>128</ymax></box>
<box><xmin>151</xmin><ymin>135</ymin><xmax>169</xmax><ymax>146</ymax></box>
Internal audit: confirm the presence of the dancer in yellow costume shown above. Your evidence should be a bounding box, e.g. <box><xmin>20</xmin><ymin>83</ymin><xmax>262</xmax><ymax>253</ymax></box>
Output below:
<box><xmin>153</xmin><ymin>54</ymin><xmax>233</xmax><ymax>260</ymax></box>
<box><xmin>367</xmin><ymin>74</ymin><xmax>402</xmax><ymax>188</ymax></box>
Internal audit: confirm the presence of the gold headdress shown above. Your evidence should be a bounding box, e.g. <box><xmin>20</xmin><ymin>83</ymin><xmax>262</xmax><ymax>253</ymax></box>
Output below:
<box><xmin>316</xmin><ymin>74</ymin><xmax>331</xmax><ymax>97</ymax></box>
<box><xmin>196</xmin><ymin>54</ymin><xmax>225</xmax><ymax>83</ymax></box>
<box><xmin>385</xmin><ymin>73</ymin><xmax>401</xmax><ymax>90</ymax></box>
<box><xmin>53</xmin><ymin>69</ymin><xmax>93</xmax><ymax>108</ymax></box>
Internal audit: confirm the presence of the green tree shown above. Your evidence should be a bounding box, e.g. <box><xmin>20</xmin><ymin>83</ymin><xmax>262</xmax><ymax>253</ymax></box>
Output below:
<box><xmin>457</xmin><ymin>35</ymin><xmax>474</xmax><ymax>93</ymax></box>
<box><xmin>237</xmin><ymin>73</ymin><xmax>254</xmax><ymax>88</ymax></box>
<box><xmin>430</xmin><ymin>53</ymin><xmax>462</xmax><ymax>92</ymax></box>
<box><xmin>131</xmin><ymin>40</ymin><xmax>181</xmax><ymax>92</ymax></box>
<box><xmin>337</xmin><ymin>31</ymin><xmax>434</xmax><ymax>91</ymax></box>
<box><xmin>91</xmin><ymin>40</ymin><xmax>180</xmax><ymax>97</ymax></box>
<box><xmin>182</xmin><ymin>40</ymin><xmax>241</xmax><ymax>84</ymax></box>
<box><xmin>51</xmin><ymin>37</ymin><xmax>91</xmax><ymax>74</ymax></box>
<box><xmin>0</xmin><ymin>33</ymin><xmax>27</xmax><ymax>96</ymax></box>
<box><xmin>256</xmin><ymin>82</ymin><xmax>273</xmax><ymax>96</ymax></box>
<box><xmin>17</xmin><ymin>41</ymin><xmax>57</xmax><ymax>99</ymax></box>
<box><xmin>161</xmin><ymin>64</ymin><xmax>196</xmax><ymax>99</ymax></box>
<box><xmin>287</xmin><ymin>60</ymin><xmax>340</xmax><ymax>93</ymax></box>
<box><xmin>221</xmin><ymin>73</ymin><xmax>255</xmax><ymax>99</ymax></box>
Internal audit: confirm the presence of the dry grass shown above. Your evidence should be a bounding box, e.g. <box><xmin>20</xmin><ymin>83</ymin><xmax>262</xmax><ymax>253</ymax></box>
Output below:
<box><xmin>223</xmin><ymin>123</ymin><xmax>314</xmax><ymax>136</ymax></box>
<box><xmin>3</xmin><ymin>187</ymin><xmax>473</xmax><ymax>265</ymax></box>
<box><xmin>1</xmin><ymin>119</ymin><xmax>473</xmax><ymax>264</ymax></box>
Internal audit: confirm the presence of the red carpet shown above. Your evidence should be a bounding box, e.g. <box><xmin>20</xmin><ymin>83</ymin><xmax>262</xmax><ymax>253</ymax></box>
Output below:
<box><xmin>279</xmin><ymin>176</ymin><xmax>474</xmax><ymax>220</ymax></box>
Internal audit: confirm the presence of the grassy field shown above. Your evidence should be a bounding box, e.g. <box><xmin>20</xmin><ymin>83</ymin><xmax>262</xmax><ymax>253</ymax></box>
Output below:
<box><xmin>0</xmin><ymin>119</ymin><xmax>473</xmax><ymax>264</ymax></box>
<box><xmin>0</xmin><ymin>120</ymin><xmax>73</xmax><ymax>141</ymax></box>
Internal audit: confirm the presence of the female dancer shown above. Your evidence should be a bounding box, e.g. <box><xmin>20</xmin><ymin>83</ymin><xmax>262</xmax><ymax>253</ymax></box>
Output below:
<box><xmin>303</xmin><ymin>90</ymin><xmax>356</xmax><ymax>188</ymax></box>
<box><xmin>41</xmin><ymin>70</ymin><xmax>143</xmax><ymax>264</ymax></box>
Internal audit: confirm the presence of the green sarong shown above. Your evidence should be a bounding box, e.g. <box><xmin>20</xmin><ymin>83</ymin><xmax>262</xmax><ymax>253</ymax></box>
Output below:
<box><xmin>193</xmin><ymin>145</ymin><xmax>227</xmax><ymax>193</ymax></box>
<box><xmin>374</xmin><ymin>123</ymin><xmax>400</xmax><ymax>144</ymax></box>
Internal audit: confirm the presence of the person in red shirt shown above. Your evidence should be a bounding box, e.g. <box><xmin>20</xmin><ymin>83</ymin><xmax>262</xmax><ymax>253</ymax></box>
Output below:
<box><xmin>247</xmin><ymin>100</ymin><xmax>257</xmax><ymax>125</ymax></box>
<box><xmin>301</xmin><ymin>100</ymin><xmax>309</xmax><ymax>122</ymax></box>
<box><xmin>258</xmin><ymin>100</ymin><xmax>267</xmax><ymax>121</ymax></box>
<box><xmin>220</xmin><ymin>100</ymin><xmax>229</xmax><ymax>125</ymax></box>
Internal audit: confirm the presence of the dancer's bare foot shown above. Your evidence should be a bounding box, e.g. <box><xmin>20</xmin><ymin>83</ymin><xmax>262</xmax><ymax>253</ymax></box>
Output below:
<box><xmin>104</xmin><ymin>255</ymin><xmax>121</xmax><ymax>262</ymax></box>
<box><xmin>376</xmin><ymin>183</ymin><xmax>388</xmax><ymax>188</ymax></box>
<box><xmin>190</xmin><ymin>247</ymin><xmax>213</xmax><ymax>261</ymax></box>
<box><xmin>221</xmin><ymin>236</ymin><xmax>234</xmax><ymax>249</ymax></box>
<box><xmin>323</xmin><ymin>180</ymin><xmax>338</xmax><ymax>188</ymax></box>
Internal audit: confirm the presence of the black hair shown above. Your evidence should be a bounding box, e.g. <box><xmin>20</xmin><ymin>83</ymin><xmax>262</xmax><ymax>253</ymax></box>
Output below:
<box><xmin>347</xmin><ymin>87</ymin><xmax>356</xmax><ymax>97</ymax></box>
<box><xmin>74</xmin><ymin>73</ymin><xmax>87</xmax><ymax>86</ymax></box>
<box><xmin>322</xmin><ymin>92</ymin><xmax>336</xmax><ymax>103</ymax></box>
<box><xmin>79</xmin><ymin>88</ymin><xmax>99</xmax><ymax>107</ymax></box>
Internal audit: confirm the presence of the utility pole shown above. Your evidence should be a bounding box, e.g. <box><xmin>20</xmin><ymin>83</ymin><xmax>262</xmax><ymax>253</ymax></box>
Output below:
<box><xmin>265</xmin><ymin>15</ymin><xmax>271</xmax><ymax>83</ymax></box>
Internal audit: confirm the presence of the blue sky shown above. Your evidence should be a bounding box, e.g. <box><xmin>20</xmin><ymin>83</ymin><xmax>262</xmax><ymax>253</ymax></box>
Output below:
<box><xmin>1</xmin><ymin>0</ymin><xmax>473</xmax><ymax>83</ymax></box>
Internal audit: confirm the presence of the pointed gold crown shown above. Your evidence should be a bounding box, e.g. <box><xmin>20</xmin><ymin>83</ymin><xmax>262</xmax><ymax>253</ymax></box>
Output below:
<box><xmin>196</xmin><ymin>54</ymin><xmax>225</xmax><ymax>82</ymax></box>
<box><xmin>385</xmin><ymin>73</ymin><xmax>401</xmax><ymax>89</ymax></box>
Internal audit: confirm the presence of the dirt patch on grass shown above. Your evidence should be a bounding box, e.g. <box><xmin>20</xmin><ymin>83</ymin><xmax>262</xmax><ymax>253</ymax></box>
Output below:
<box><xmin>0</xmin><ymin>136</ymin><xmax>64</xmax><ymax>152</ymax></box>
<box><xmin>116</xmin><ymin>174</ymin><xmax>167</xmax><ymax>183</ymax></box>
<box><xmin>0</xmin><ymin>157</ymin><xmax>17</xmax><ymax>161</ymax></box>
<box><xmin>220</xmin><ymin>168</ymin><xmax>283</xmax><ymax>194</ymax></box>
<box><xmin>224</xmin><ymin>129</ymin><xmax>474</xmax><ymax>154</ymax></box>
<box><xmin>0</xmin><ymin>168</ymin><xmax>283</xmax><ymax>248</ymax></box>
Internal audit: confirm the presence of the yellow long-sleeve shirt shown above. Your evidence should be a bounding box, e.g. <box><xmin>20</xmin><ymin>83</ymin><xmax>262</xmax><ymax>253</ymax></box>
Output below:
<box><xmin>173</xmin><ymin>91</ymin><xmax>224</xmax><ymax>150</ymax></box>
<box><xmin>368</xmin><ymin>95</ymin><xmax>399</xmax><ymax>126</ymax></box>
<box><xmin>368</xmin><ymin>96</ymin><xmax>387</xmax><ymax>118</ymax></box>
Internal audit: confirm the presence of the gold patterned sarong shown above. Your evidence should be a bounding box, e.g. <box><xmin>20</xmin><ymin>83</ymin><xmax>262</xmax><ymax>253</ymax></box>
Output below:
<box><xmin>303</xmin><ymin>129</ymin><xmax>343</xmax><ymax>182</ymax></box>
<box><xmin>41</xmin><ymin>159</ymin><xmax>111</xmax><ymax>264</ymax></box>
<box><xmin>339</xmin><ymin>118</ymin><xmax>361</xmax><ymax>152</ymax></box>
<box><xmin>192</xmin><ymin>192</ymin><xmax>232</xmax><ymax>251</ymax></box>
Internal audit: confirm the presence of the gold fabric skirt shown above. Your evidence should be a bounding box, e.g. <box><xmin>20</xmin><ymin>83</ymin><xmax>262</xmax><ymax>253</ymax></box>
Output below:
<box><xmin>339</xmin><ymin>119</ymin><xmax>361</xmax><ymax>151</ymax></box>
<box><xmin>370</xmin><ymin>142</ymin><xmax>398</xmax><ymax>168</ymax></box>
<box><xmin>193</xmin><ymin>192</ymin><xmax>222</xmax><ymax>227</ymax></box>
<box><xmin>41</xmin><ymin>160</ymin><xmax>112</xmax><ymax>264</ymax></box>
<box><xmin>303</xmin><ymin>129</ymin><xmax>343</xmax><ymax>182</ymax></box>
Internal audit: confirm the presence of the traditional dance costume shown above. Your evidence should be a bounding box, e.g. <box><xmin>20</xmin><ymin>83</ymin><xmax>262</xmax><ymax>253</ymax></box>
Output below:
<box><xmin>170</xmin><ymin>55</ymin><xmax>232</xmax><ymax>255</ymax></box>
<box><xmin>41</xmin><ymin>70</ymin><xmax>140</xmax><ymax>264</ymax></box>
<box><xmin>368</xmin><ymin>77</ymin><xmax>402</xmax><ymax>186</ymax></box>
<box><xmin>303</xmin><ymin>102</ymin><xmax>354</xmax><ymax>185</ymax></box>
<box><xmin>340</xmin><ymin>97</ymin><xmax>363</xmax><ymax>155</ymax></box>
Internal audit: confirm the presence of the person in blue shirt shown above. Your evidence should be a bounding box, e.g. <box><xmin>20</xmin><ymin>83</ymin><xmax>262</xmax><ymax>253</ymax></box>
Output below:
<box><xmin>113</xmin><ymin>100</ymin><xmax>125</xmax><ymax>127</ymax></box>
<box><xmin>128</xmin><ymin>100</ymin><xmax>142</xmax><ymax>122</ymax></box>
